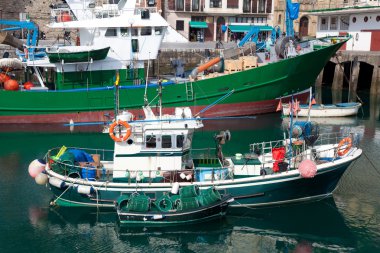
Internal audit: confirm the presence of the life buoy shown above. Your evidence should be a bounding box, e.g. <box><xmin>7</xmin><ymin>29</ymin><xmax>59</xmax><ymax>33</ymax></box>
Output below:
<box><xmin>337</xmin><ymin>137</ymin><xmax>352</xmax><ymax>156</ymax></box>
<box><xmin>109</xmin><ymin>120</ymin><xmax>131</xmax><ymax>142</ymax></box>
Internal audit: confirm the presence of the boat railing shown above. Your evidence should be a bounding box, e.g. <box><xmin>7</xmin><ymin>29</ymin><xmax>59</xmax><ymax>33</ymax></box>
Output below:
<box><xmin>50</xmin><ymin>6</ymin><xmax>158</xmax><ymax>23</ymax></box>
<box><xmin>247</xmin><ymin>132</ymin><xmax>359</xmax><ymax>171</ymax></box>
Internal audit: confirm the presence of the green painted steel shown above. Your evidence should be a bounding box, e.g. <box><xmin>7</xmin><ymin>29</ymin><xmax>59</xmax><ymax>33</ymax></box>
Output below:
<box><xmin>47</xmin><ymin>47</ymin><xmax>110</xmax><ymax>63</ymax></box>
<box><xmin>0</xmin><ymin>41</ymin><xmax>344</xmax><ymax>118</ymax></box>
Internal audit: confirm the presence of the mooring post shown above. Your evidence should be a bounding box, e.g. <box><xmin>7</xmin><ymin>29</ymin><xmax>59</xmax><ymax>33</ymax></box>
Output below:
<box><xmin>332</xmin><ymin>62</ymin><xmax>344</xmax><ymax>90</ymax></box>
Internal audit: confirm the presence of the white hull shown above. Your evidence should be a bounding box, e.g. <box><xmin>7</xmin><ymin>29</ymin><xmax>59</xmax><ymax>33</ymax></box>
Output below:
<box><xmin>282</xmin><ymin>103</ymin><xmax>361</xmax><ymax>117</ymax></box>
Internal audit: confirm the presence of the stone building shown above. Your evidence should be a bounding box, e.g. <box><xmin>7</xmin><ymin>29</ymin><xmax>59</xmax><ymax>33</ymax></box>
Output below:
<box><xmin>163</xmin><ymin>0</ymin><xmax>274</xmax><ymax>42</ymax></box>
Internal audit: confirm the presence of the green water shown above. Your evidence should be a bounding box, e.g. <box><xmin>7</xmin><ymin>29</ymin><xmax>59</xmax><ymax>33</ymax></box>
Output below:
<box><xmin>1</xmin><ymin>91</ymin><xmax>380</xmax><ymax>252</ymax></box>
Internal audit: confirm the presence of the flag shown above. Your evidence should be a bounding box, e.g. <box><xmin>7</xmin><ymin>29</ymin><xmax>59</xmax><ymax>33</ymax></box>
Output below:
<box><xmin>276</xmin><ymin>100</ymin><xmax>282</xmax><ymax>111</ymax></box>
<box><xmin>311</xmin><ymin>97</ymin><xmax>316</xmax><ymax>105</ymax></box>
<box><xmin>292</xmin><ymin>99</ymin><xmax>300</xmax><ymax>115</ymax></box>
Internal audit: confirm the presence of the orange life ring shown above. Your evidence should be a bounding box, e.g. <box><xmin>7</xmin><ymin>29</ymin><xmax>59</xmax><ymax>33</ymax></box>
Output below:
<box><xmin>109</xmin><ymin>120</ymin><xmax>131</xmax><ymax>142</ymax></box>
<box><xmin>337</xmin><ymin>137</ymin><xmax>352</xmax><ymax>156</ymax></box>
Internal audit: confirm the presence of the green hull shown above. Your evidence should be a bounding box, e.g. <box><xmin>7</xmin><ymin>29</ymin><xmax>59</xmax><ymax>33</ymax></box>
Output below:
<box><xmin>47</xmin><ymin>47</ymin><xmax>110</xmax><ymax>63</ymax></box>
<box><xmin>0</xmin><ymin>41</ymin><xmax>345</xmax><ymax>123</ymax></box>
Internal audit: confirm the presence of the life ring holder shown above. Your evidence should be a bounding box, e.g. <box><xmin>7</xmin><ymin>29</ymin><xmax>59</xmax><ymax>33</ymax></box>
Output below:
<box><xmin>109</xmin><ymin>120</ymin><xmax>131</xmax><ymax>142</ymax></box>
<box><xmin>337</xmin><ymin>137</ymin><xmax>352</xmax><ymax>156</ymax></box>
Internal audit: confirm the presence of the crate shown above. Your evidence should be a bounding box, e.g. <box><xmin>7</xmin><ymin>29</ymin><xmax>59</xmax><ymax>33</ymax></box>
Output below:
<box><xmin>224</xmin><ymin>59</ymin><xmax>243</xmax><ymax>72</ymax></box>
<box><xmin>241</xmin><ymin>56</ymin><xmax>258</xmax><ymax>70</ymax></box>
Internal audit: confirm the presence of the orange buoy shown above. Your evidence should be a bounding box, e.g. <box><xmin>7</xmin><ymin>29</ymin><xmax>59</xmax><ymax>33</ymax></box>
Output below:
<box><xmin>23</xmin><ymin>81</ymin><xmax>34</xmax><ymax>90</ymax></box>
<box><xmin>4</xmin><ymin>79</ymin><xmax>19</xmax><ymax>91</ymax></box>
<box><xmin>109</xmin><ymin>120</ymin><xmax>132</xmax><ymax>142</ymax></box>
<box><xmin>337</xmin><ymin>137</ymin><xmax>352</xmax><ymax>156</ymax></box>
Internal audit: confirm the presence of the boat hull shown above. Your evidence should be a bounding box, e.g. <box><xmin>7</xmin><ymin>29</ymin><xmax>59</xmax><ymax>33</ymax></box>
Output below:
<box><xmin>117</xmin><ymin>196</ymin><xmax>231</xmax><ymax>226</ymax></box>
<box><xmin>282</xmin><ymin>102</ymin><xmax>362</xmax><ymax>117</ymax></box>
<box><xmin>48</xmin><ymin>157</ymin><xmax>356</xmax><ymax>208</ymax></box>
<box><xmin>0</xmin><ymin>41</ymin><xmax>345</xmax><ymax>123</ymax></box>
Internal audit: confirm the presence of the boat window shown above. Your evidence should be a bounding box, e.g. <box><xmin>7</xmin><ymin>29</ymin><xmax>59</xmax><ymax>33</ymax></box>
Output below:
<box><xmin>105</xmin><ymin>28</ymin><xmax>117</xmax><ymax>37</ymax></box>
<box><xmin>141</xmin><ymin>27</ymin><xmax>152</xmax><ymax>36</ymax></box>
<box><xmin>162</xmin><ymin>135</ymin><xmax>172</xmax><ymax>148</ymax></box>
<box><xmin>131</xmin><ymin>28</ymin><xmax>139</xmax><ymax>36</ymax></box>
<box><xmin>132</xmin><ymin>39</ymin><xmax>139</xmax><ymax>52</ymax></box>
<box><xmin>155</xmin><ymin>27</ymin><xmax>163</xmax><ymax>35</ymax></box>
<box><xmin>176</xmin><ymin>135</ymin><xmax>184</xmax><ymax>148</ymax></box>
<box><xmin>146</xmin><ymin>135</ymin><xmax>156</xmax><ymax>148</ymax></box>
<box><xmin>121</xmin><ymin>28</ymin><xmax>129</xmax><ymax>37</ymax></box>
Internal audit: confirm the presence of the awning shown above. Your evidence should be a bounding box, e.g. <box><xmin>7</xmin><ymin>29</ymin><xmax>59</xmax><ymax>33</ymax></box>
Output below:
<box><xmin>189</xmin><ymin>21</ymin><xmax>208</xmax><ymax>29</ymax></box>
<box><xmin>228</xmin><ymin>25</ymin><xmax>273</xmax><ymax>33</ymax></box>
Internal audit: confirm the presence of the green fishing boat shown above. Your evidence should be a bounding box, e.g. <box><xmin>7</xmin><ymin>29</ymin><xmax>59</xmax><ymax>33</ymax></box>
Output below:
<box><xmin>0</xmin><ymin>1</ymin><xmax>349</xmax><ymax>123</ymax></box>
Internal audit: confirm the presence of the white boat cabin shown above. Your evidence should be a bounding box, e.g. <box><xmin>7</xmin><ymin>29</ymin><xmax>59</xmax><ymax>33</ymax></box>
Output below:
<box><xmin>112</xmin><ymin>106</ymin><xmax>203</xmax><ymax>180</ymax></box>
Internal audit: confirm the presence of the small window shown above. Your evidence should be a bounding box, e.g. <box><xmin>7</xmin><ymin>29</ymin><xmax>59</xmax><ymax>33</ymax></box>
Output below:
<box><xmin>352</xmin><ymin>17</ymin><xmax>356</xmax><ymax>23</ymax></box>
<box><xmin>364</xmin><ymin>16</ymin><xmax>368</xmax><ymax>22</ymax></box>
<box><xmin>105</xmin><ymin>28</ymin><xmax>117</xmax><ymax>37</ymax></box>
<box><xmin>131</xmin><ymin>28</ymin><xmax>138</xmax><ymax>36</ymax></box>
<box><xmin>141</xmin><ymin>27</ymin><xmax>152</xmax><ymax>36</ymax></box>
<box><xmin>278</xmin><ymin>14</ymin><xmax>282</xmax><ymax>24</ymax></box>
<box><xmin>377</xmin><ymin>16</ymin><xmax>380</xmax><ymax>22</ymax></box>
<box><xmin>132</xmin><ymin>39</ymin><xmax>139</xmax><ymax>52</ymax></box>
<box><xmin>320</xmin><ymin>17</ymin><xmax>328</xmax><ymax>30</ymax></box>
<box><xmin>176</xmin><ymin>20</ymin><xmax>184</xmax><ymax>31</ymax></box>
<box><xmin>340</xmin><ymin>16</ymin><xmax>349</xmax><ymax>30</ymax></box>
<box><xmin>176</xmin><ymin>135</ymin><xmax>184</xmax><ymax>148</ymax></box>
<box><xmin>330</xmin><ymin>17</ymin><xmax>337</xmax><ymax>30</ymax></box>
<box><xmin>121</xmin><ymin>28</ymin><xmax>129</xmax><ymax>37</ymax></box>
<box><xmin>162</xmin><ymin>135</ymin><xmax>172</xmax><ymax>148</ymax></box>
<box><xmin>155</xmin><ymin>27</ymin><xmax>163</xmax><ymax>35</ymax></box>
<box><xmin>146</xmin><ymin>135</ymin><xmax>156</xmax><ymax>148</ymax></box>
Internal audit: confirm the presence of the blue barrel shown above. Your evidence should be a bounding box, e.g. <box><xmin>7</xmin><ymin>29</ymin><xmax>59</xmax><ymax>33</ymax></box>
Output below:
<box><xmin>81</xmin><ymin>168</ymin><xmax>96</xmax><ymax>181</ymax></box>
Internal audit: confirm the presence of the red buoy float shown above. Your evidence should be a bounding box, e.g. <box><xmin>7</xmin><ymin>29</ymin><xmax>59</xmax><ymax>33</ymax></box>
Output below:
<box><xmin>23</xmin><ymin>81</ymin><xmax>34</xmax><ymax>90</ymax></box>
<box><xmin>4</xmin><ymin>79</ymin><xmax>19</xmax><ymax>91</ymax></box>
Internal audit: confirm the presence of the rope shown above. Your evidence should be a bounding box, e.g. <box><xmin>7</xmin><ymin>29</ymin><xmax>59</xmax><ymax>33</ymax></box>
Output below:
<box><xmin>195</xmin><ymin>89</ymin><xmax>235</xmax><ymax>116</ymax></box>
<box><xmin>362</xmin><ymin>152</ymin><xmax>380</xmax><ymax>178</ymax></box>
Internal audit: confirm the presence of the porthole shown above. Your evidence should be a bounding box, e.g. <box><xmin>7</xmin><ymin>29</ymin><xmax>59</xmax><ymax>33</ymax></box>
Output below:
<box><xmin>364</xmin><ymin>16</ymin><xmax>368</xmax><ymax>22</ymax></box>
<box><xmin>352</xmin><ymin>17</ymin><xmax>356</xmax><ymax>23</ymax></box>
<box><xmin>376</xmin><ymin>16</ymin><xmax>380</xmax><ymax>22</ymax></box>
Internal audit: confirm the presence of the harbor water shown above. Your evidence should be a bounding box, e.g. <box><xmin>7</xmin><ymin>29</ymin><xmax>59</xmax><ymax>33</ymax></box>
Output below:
<box><xmin>0</xmin><ymin>89</ymin><xmax>380</xmax><ymax>252</ymax></box>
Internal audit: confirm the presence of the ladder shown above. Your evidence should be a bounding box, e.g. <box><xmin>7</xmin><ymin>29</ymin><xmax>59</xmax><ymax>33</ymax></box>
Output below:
<box><xmin>185</xmin><ymin>81</ymin><xmax>194</xmax><ymax>101</ymax></box>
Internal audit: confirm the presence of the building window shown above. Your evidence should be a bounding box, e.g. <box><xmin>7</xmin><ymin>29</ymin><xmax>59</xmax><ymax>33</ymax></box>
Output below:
<box><xmin>210</xmin><ymin>0</ymin><xmax>222</xmax><ymax>8</ymax></box>
<box><xmin>176</xmin><ymin>0</ymin><xmax>184</xmax><ymax>11</ymax></box>
<box><xmin>176</xmin><ymin>20</ymin><xmax>184</xmax><ymax>31</ymax></box>
<box><xmin>340</xmin><ymin>16</ymin><xmax>349</xmax><ymax>30</ymax></box>
<box><xmin>243</xmin><ymin>0</ymin><xmax>251</xmax><ymax>12</ymax></box>
<box><xmin>278</xmin><ymin>14</ymin><xmax>282</xmax><ymax>24</ymax></box>
<box><xmin>192</xmin><ymin>0</ymin><xmax>199</xmax><ymax>11</ymax></box>
<box><xmin>320</xmin><ymin>17</ymin><xmax>328</xmax><ymax>30</ymax></box>
<box><xmin>330</xmin><ymin>17</ymin><xmax>337</xmax><ymax>30</ymax></box>
<box><xmin>258</xmin><ymin>0</ymin><xmax>266</xmax><ymax>13</ymax></box>
<box><xmin>162</xmin><ymin>135</ymin><xmax>172</xmax><ymax>148</ymax></box>
<box><xmin>105</xmin><ymin>28</ymin><xmax>117</xmax><ymax>37</ymax></box>
<box><xmin>227</xmin><ymin>0</ymin><xmax>239</xmax><ymax>8</ymax></box>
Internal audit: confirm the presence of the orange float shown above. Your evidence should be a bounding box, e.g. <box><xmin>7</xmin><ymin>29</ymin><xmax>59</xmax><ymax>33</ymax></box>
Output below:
<box><xmin>4</xmin><ymin>79</ymin><xmax>19</xmax><ymax>91</ymax></box>
<box><xmin>109</xmin><ymin>120</ymin><xmax>131</xmax><ymax>142</ymax></box>
<box><xmin>337</xmin><ymin>137</ymin><xmax>352</xmax><ymax>156</ymax></box>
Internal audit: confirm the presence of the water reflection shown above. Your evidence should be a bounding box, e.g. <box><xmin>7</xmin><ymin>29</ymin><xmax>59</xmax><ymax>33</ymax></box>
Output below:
<box><xmin>24</xmin><ymin>198</ymin><xmax>356</xmax><ymax>253</ymax></box>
